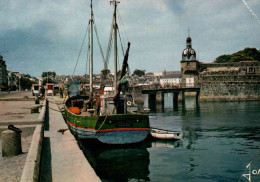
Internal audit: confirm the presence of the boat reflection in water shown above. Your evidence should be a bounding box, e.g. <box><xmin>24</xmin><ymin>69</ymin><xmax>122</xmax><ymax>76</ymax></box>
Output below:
<box><xmin>79</xmin><ymin>138</ymin><xmax>182</xmax><ymax>181</ymax></box>
<box><xmin>151</xmin><ymin>139</ymin><xmax>183</xmax><ymax>149</ymax></box>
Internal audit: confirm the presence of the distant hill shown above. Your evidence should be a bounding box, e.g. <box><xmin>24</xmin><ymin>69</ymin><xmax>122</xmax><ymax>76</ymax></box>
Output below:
<box><xmin>215</xmin><ymin>47</ymin><xmax>260</xmax><ymax>63</ymax></box>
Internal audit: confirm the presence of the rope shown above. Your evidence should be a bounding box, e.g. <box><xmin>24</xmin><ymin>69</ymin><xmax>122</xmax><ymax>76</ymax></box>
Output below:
<box><xmin>72</xmin><ymin>24</ymin><xmax>90</xmax><ymax>78</ymax></box>
<box><xmin>242</xmin><ymin>0</ymin><xmax>260</xmax><ymax>25</ymax></box>
<box><xmin>46</xmin><ymin>98</ymin><xmax>64</xmax><ymax>105</ymax></box>
<box><xmin>96</xmin><ymin>115</ymin><xmax>108</xmax><ymax>132</ymax></box>
<box><xmin>118</xmin><ymin>28</ymin><xmax>125</xmax><ymax>55</ymax></box>
<box><xmin>48</xmin><ymin>106</ymin><xmax>62</xmax><ymax>112</ymax></box>
<box><xmin>41</xmin><ymin>104</ymin><xmax>62</xmax><ymax>112</ymax></box>
<box><xmin>105</xmin><ymin>17</ymin><xmax>115</xmax><ymax>69</ymax></box>
<box><xmin>117</xmin><ymin>46</ymin><xmax>121</xmax><ymax>72</ymax></box>
<box><xmin>117</xmin><ymin>9</ymin><xmax>129</xmax><ymax>42</ymax></box>
<box><xmin>85</xmin><ymin>27</ymin><xmax>90</xmax><ymax>76</ymax></box>
<box><xmin>93</xmin><ymin>16</ymin><xmax>106</xmax><ymax>63</ymax></box>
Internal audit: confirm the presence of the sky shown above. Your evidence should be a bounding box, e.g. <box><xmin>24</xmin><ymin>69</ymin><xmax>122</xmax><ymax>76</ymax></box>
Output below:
<box><xmin>0</xmin><ymin>0</ymin><xmax>260</xmax><ymax>77</ymax></box>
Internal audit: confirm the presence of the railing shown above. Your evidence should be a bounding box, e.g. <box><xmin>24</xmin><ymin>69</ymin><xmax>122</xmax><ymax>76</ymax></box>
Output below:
<box><xmin>142</xmin><ymin>83</ymin><xmax>200</xmax><ymax>90</ymax></box>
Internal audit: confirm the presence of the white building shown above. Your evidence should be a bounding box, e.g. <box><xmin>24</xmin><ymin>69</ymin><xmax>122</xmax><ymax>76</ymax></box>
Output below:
<box><xmin>160</xmin><ymin>73</ymin><xmax>182</xmax><ymax>88</ymax></box>
<box><xmin>154</xmin><ymin>72</ymin><xmax>163</xmax><ymax>77</ymax></box>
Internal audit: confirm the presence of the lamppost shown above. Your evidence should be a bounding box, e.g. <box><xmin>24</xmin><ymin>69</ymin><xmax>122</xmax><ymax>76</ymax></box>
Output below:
<box><xmin>47</xmin><ymin>68</ymin><xmax>53</xmax><ymax>84</ymax></box>
<box><xmin>19</xmin><ymin>75</ymin><xmax>21</xmax><ymax>91</ymax></box>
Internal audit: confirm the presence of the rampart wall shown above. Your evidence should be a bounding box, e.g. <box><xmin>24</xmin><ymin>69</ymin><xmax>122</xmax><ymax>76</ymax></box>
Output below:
<box><xmin>198</xmin><ymin>61</ymin><xmax>260</xmax><ymax>101</ymax></box>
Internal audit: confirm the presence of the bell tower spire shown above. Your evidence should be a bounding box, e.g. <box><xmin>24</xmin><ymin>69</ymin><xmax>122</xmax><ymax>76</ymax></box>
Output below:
<box><xmin>182</xmin><ymin>30</ymin><xmax>196</xmax><ymax>61</ymax></box>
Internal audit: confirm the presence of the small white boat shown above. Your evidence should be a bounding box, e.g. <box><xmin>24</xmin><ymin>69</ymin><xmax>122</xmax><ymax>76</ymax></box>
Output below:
<box><xmin>150</xmin><ymin>128</ymin><xmax>183</xmax><ymax>140</ymax></box>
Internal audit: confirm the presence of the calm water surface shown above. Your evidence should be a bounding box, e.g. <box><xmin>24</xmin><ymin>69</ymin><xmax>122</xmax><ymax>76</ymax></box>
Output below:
<box><xmin>81</xmin><ymin>94</ymin><xmax>260</xmax><ymax>182</ymax></box>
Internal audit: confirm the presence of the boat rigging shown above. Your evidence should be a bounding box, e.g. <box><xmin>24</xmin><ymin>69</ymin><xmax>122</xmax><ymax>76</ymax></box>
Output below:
<box><xmin>64</xmin><ymin>0</ymin><xmax>150</xmax><ymax>144</ymax></box>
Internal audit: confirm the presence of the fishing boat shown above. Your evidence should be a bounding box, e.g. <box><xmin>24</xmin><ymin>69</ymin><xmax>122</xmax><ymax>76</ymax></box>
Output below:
<box><xmin>150</xmin><ymin>128</ymin><xmax>183</xmax><ymax>140</ymax></box>
<box><xmin>64</xmin><ymin>0</ymin><xmax>150</xmax><ymax>144</ymax></box>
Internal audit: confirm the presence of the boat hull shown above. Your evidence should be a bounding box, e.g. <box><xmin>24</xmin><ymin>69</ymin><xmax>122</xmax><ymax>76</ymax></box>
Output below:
<box><xmin>65</xmin><ymin>98</ymin><xmax>150</xmax><ymax>144</ymax></box>
<box><xmin>96</xmin><ymin>129</ymin><xmax>149</xmax><ymax>144</ymax></box>
<box><xmin>67</xmin><ymin>119</ymin><xmax>96</xmax><ymax>139</ymax></box>
<box><xmin>150</xmin><ymin>129</ymin><xmax>183</xmax><ymax>140</ymax></box>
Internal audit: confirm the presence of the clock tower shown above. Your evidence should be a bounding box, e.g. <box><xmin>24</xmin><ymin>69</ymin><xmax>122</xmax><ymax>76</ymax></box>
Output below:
<box><xmin>180</xmin><ymin>35</ymin><xmax>199</xmax><ymax>87</ymax></box>
<box><xmin>182</xmin><ymin>36</ymin><xmax>196</xmax><ymax>61</ymax></box>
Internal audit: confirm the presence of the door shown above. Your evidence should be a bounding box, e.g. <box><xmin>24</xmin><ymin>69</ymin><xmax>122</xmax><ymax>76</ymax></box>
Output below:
<box><xmin>186</xmin><ymin>78</ymin><xmax>194</xmax><ymax>87</ymax></box>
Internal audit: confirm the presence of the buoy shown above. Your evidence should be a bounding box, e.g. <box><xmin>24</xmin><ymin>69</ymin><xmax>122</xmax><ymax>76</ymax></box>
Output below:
<box><xmin>31</xmin><ymin>106</ymin><xmax>39</xmax><ymax>113</ymax></box>
<box><xmin>127</xmin><ymin>101</ymin><xmax>132</xmax><ymax>106</ymax></box>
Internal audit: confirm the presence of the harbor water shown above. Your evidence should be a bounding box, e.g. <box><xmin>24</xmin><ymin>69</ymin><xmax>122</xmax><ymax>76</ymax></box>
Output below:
<box><xmin>80</xmin><ymin>94</ymin><xmax>260</xmax><ymax>182</ymax></box>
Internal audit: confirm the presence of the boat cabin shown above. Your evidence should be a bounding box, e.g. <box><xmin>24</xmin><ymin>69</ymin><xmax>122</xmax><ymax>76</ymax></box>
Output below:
<box><xmin>99</xmin><ymin>95</ymin><xmax>127</xmax><ymax>115</ymax></box>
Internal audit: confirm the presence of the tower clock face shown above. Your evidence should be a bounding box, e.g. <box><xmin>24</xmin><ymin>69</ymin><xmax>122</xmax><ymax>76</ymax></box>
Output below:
<box><xmin>191</xmin><ymin>50</ymin><xmax>195</xmax><ymax>54</ymax></box>
<box><xmin>184</xmin><ymin>49</ymin><xmax>188</xmax><ymax>55</ymax></box>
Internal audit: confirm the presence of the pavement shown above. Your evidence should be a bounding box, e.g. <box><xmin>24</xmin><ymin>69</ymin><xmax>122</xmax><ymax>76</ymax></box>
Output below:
<box><xmin>0</xmin><ymin>91</ymin><xmax>34</xmax><ymax>100</ymax></box>
<box><xmin>0</xmin><ymin>91</ymin><xmax>100</xmax><ymax>182</ymax></box>
<box><xmin>0</xmin><ymin>91</ymin><xmax>41</xmax><ymax>182</ymax></box>
<box><xmin>40</xmin><ymin>96</ymin><xmax>100</xmax><ymax>182</ymax></box>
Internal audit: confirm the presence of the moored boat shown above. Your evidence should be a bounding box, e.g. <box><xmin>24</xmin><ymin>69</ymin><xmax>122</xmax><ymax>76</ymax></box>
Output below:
<box><xmin>150</xmin><ymin>128</ymin><xmax>183</xmax><ymax>140</ymax></box>
<box><xmin>64</xmin><ymin>0</ymin><xmax>150</xmax><ymax>144</ymax></box>
<box><xmin>65</xmin><ymin>94</ymin><xmax>150</xmax><ymax>144</ymax></box>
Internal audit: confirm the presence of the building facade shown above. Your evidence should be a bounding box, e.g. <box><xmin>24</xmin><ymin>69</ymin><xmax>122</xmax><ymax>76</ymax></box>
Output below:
<box><xmin>180</xmin><ymin>37</ymin><xmax>260</xmax><ymax>100</ymax></box>
<box><xmin>160</xmin><ymin>71</ymin><xmax>181</xmax><ymax>88</ymax></box>
<box><xmin>0</xmin><ymin>55</ymin><xmax>8</xmax><ymax>90</ymax></box>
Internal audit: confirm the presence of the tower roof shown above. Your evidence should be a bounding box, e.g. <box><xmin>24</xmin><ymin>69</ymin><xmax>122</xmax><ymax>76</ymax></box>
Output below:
<box><xmin>182</xmin><ymin>36</ymin><xmax>196</xmax><ymax>61</ymax></box>
<box><xmin>186</xmin><ymin>36</ymin><xmax>192</xmax><ymax>43</ymax></box>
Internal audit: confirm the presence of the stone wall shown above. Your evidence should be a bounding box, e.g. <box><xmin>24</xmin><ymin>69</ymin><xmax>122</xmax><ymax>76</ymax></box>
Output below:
<box><xmin>180</xmin><ymin>60</ymin><xmax>199</xmax><ymax>87</ymax></box>
<box><xmin>198</xmin><ymin>61</ymin><xmax>260</xmax><ymax>101</ymax></box>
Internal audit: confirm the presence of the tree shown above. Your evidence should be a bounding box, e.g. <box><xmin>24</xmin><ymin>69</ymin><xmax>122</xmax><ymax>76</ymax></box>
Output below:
<box><xmin>42</xmin><ymin>78</ymin><xmax>54</xmax><ymax>85</ymax></box>
<box><xmin>23</xmin><ymin>74</ymin><xmax>31</xmax><ymax>78</ymax></box>
<box><xmin>215</xmin><ymin>47</ymin><xmax>260</xmax><ymax>63</ymax></box>
<box><xmin>42</xmin><ymin>71</ymin><xmax>56</xmax><ymax>78</ymax></box>
<box><xmin>230</xmin><ymin>54</ymin><xmax>253</xmax><ymax>62</ymax></box>
<box><xmin>20</xmin><ymin>77</ymin><xmax>35</xmax><ymax>90</ymax></box>
<box><xmin>101</xmin><ymin>69</ymin><xmax>110</xmax><ymax>77</ymax></box>
<box><xmin>133</xmin><ymin>69</ymin><xmax>145</xmax><ymax>77</ymax></box>
<box><xmin>215</xmin><ymin>55</ymin><xmax>232</xmax><ymax>63</ymax></box>
<box><xmin>231</xmin><ymin>47</ymin><xmax>260</xmax><ymax>62</ymax></box>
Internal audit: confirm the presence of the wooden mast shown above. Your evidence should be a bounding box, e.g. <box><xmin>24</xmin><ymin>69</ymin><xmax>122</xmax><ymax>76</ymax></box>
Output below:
<box><xmin>110</xmin><ymin>0</ymin><xmax>120</xmax><ymax>93</ymax></box>
<box><xmin>89</xmin><ymin>0</ymin><xmax>94</xmax><ymax>96</ymax></box>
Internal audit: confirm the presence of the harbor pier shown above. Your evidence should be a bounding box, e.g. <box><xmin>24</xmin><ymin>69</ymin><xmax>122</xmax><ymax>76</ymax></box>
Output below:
<box><xmin>142</xmin><ymin>87</ymin><xmax>200</xmax><ymax>110</ymax></box>
<box><xmin>0</xmin><ymin>91</ymin><xmax>100</xmax><ymax>182</ymax></box>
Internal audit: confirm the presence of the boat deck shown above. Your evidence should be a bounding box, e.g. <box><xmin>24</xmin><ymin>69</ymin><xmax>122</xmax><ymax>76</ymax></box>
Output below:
<box><xmin>79</xmin><ymin>111</ymin><xmax>93</xmax><ymax>117</ymax></box>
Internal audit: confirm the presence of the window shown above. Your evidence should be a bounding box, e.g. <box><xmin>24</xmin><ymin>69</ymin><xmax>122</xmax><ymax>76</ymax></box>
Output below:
<box><xmin>247</xmin><ymin>67</ymin><xmax>255</xmax><ymax>74</ymax></box>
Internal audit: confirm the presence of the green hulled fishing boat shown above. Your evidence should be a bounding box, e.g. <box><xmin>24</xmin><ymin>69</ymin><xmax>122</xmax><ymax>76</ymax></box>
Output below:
<box><xmin>65</xmin><ymin>0</ymin><xmax>150</xmax><ymax>144</ymax></box>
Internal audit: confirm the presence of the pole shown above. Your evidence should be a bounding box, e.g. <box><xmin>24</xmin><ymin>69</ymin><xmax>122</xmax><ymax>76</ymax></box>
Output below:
<box><xmin>111</xmin><ymin>0</ymin><xmax>119</xmax><ymax>93</ymax></box>
<box><xmin>19</xmin><ymin>75</ymin><xmax>20</xmax><ymax>91</ymax></box>
<box><xmin>89</xmin><ymin>0</ymin><xmax>94</xmax><ymax>96</ymax></box>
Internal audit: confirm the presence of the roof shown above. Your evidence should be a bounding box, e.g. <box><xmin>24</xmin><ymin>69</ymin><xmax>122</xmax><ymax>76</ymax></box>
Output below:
<box><xmin>161</xmin><ymin>74</ymin><xmax>181</xmax><ymax>79</ymax></box>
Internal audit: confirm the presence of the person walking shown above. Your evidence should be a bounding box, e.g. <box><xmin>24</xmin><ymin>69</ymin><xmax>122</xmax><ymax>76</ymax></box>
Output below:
<box><xmin>41</xmin><ymin>87</ymin><xmax>45</xmax><ymax>98</ymax></box>
<box><xmin>59</xmin><ymin>87</ymin><xmax>63</xmax><ymax>98</ymax></box>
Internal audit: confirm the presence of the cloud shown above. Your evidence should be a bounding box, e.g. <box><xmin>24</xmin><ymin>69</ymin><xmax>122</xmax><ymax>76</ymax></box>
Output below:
<box><xmin>0</xmin><ymin>0</ymin><xmax>259</xmax><ymax>76</ymax></box>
